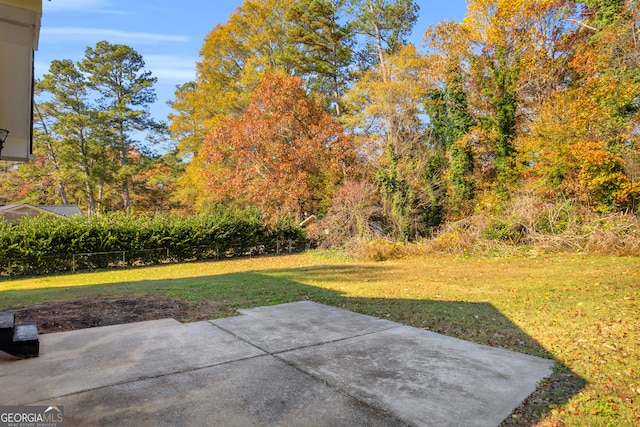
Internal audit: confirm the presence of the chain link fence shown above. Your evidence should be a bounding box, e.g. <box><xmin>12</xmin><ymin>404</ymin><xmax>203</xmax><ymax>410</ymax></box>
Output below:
<box><xmin>1</xmin><ymin>238</ymin><xmax>315</xmax><ymax>277</ymax></box>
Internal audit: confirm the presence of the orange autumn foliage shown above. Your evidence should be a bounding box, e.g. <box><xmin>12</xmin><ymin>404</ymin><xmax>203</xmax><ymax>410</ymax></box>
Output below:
<box><xmin>569</xmin><ymin>141</ymin><xmax>640</xmax><ymax>209</ymax></box>
<box><xmin>201</xmin><ymin>74</ymin><xmax>359</xmax><ymax>222</ymax></box>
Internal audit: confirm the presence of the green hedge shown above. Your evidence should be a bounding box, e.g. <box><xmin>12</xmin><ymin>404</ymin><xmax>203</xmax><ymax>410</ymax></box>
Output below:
<box><xmin>0</xmin><ymin>207</ymin><xmax>306</xmax><ymax>276</ymax></box>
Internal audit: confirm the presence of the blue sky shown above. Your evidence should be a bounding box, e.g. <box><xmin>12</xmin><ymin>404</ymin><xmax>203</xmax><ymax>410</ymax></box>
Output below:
<box><xmin>37</xmin><ymin>0</ymin><xmax>468</xmax><ymax>124</ymax></box>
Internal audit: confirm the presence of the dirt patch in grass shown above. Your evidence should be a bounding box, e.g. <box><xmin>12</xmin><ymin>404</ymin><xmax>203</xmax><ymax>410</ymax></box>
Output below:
<box><xmin>12</xmin><ymin>296</ymin><xmax>222</xmax><ymax>333</ymax></box>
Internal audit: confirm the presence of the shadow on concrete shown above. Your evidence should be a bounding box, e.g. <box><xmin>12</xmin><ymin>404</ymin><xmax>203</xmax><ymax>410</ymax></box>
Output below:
<box><xmin>1</xmin><ymin>262</ymin><xmax>586</xmax><ymax>426</ymax></box>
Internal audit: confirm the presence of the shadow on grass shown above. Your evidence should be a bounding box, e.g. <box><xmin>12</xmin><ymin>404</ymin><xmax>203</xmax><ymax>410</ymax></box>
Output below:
<box><xmin>1</xmin><ymin>263</ymin><xmax>586</xmax><ymax>426</ymax></box>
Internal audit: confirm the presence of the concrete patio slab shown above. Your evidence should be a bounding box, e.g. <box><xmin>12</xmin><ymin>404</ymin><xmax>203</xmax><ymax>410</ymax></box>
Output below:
<box><xmin>279</xmin><ymin>325</ymin><xmax>554</xmax><ymax>427</ymax></box>
<box><xmin>0</xmin><ymin>318</ymin><xmax>265</xmax><ymax>405</ymax></box>
<box><xmin>0</xmin><ymin>301</ymin><xmax>555</xmax><ymax>426</ymax></box>
<box><xmin>35</xmin><ymin>355</ymin><xmax>403</xmax><ymax>427</ymax></box>
<box><xmin>213</xmin><ymin>301</ymin><xmax>398</xmax><ymax>353</ymax></box>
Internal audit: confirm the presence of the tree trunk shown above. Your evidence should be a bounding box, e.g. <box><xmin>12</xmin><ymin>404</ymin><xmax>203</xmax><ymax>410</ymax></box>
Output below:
<box><xmin>369</xmin><ymin>0</ymin><xmax>388</xmax><ymax>82</ymax></box>
<box><xmin>35</xmin><ymin>103</ymin><xmax>69</xmax><ymax>204</ymax></box>
<box><xmin>119</xmin><ymin>124</ymin><xmax>131</xmax><ymax>212</ymax></box>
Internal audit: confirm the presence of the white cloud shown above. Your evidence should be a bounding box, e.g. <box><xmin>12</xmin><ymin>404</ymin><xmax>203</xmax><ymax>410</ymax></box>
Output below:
<box><xmin>41</xmin><ymin>27</ymin><xmax>189</xmax><ymax>44</ymax></box>
<box><xmin>44</xmin><ymin>0</ymin><xmax>123</xmax><ymax>14</ymax></box>
<box><xmin>145</xmin><ymin>55</ymin><xmax>197</xmax><ymax>85</ymax></box>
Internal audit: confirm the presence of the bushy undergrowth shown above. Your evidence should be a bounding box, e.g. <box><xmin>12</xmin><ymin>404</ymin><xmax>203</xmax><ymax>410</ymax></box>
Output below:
<box><xmin>0</xmin><ymin>208</ymin><xmax>304</xmax><ymax>276</ymax></box>
<box><xmin>428</xmin><ymin>210</ymin><xmax>638</xmax><ymax>257</ymax></box>
<box><xmin>330</xmin><ymin>195</ymin><xmax>640</xmax><ymax>260</ymax></box>
<box><xmin>346</xmin><ymin>238</ymin><xmax>406</xmax><ymax>261</ymax></box>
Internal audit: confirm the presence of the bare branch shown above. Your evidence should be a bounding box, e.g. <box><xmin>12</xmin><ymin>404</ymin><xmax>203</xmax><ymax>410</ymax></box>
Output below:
<box><xmin>565</xmin><ymin>18</ymin><xmax>599</xmax><ymax>32</ymax></box>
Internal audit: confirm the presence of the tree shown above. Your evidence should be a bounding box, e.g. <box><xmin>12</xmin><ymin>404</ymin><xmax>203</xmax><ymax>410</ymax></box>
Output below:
<box><xmin>580</xmin><ymin>0</ymin><xmax>625</xmax><ymax>28</ymax></box>
<box><xmin>193</xmin><ymin>0</ymin><xmax>292</xmax><ymax>127</ymax></box>
<box><xmin>170</xmin><ymin>0</ymin><xmax>293</xmax><ymax>210</ymax></box>
<box><xmin>79</xmin><ymin>41</ymin><xmax>159</xmax><ymax>211</ymax></box>
<box><xmin>173</xmin><ymin>0</ymin><xmax>423</xmax><ymax>213</ymax></box>
<box><xmin>284</xmin><ymin>0</ymin><xmax>353</xmax><ymax>116</ymax></box>
<box><xmin>130</xmin><ymin>150</ymin><xmax>185</xmax><ymax>214</ymax></box>
<box><xmin>521</xmin><ymin>0</ymin><xmax>640</xmax><ymax>210</ymax></box>
<box><xmin>2</xmin><ymin>42</ymin><xmax>165</xmax><ymax>214</ymax></box>
<box><xmin>345</xmin><ymin>45</ymin><xmax>436</xmax><ymax>240</ymax></box>
<box><xmin>459</xmin><ymin>0</ymin><xmax>577</xmax><ymax>192</ymax></box>
<box><xmin>348</xmin><ymin>0</ymin><xmax>419</xmax><ymax>77</ymax></box>
<box><xmin>168</xmin><ymin>81</ymin><xmax>212</xmax><ymax>211</ymax></box>
<box><xmin>37</xmin><ymin>59</ymin><xmax>112</xmax><ymax>214</ymax></box>
<box><xmin>425</xmin><ymin>66</ymin><xmax>476</xmax><ymax>217</ymax></box>
<box><xmin>33</xmin><ymin>90</ymin><xmax>69</xmax><ymax>206</ymax></box>
<box><xmin>202</xmin><ymin>74</ymin><xmax>359</xmax><ymax>221</ymax></box>
<box><xmin>421</xmin><ymin>21</ymin><xmax>478</xmax><ymax>217</ymax></box>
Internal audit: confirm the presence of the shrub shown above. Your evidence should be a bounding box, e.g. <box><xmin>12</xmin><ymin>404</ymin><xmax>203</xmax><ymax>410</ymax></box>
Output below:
<box><xmin>351</xmin><ymin>238</ymin><xmax>405</xmax><ymax>261</ymax></box>
<box><xmin>317</xmin><ymin>180</ymin><xmax>383</xmax><ymax>249</ymax></box>
<box><xmin>481</xmin><ymin>217</ymin><xmax>526</xmax><ymax>243</ymax></box>
<box><xmin>416</xmin><ymin>216</ymin><xmax>484</xmax><ymax>255</ymax></box>
<box><xmin>0</xmin><ymin>207</ymin><xmax>307</xmax><ymax>276</ymax></box>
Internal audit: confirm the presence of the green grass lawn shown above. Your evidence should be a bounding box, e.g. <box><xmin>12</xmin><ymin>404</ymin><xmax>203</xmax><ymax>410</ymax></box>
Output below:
<box><xmin>1</xmin><ymin>252</ymin><xmax>638</xmax><ymax>426</ymax></box>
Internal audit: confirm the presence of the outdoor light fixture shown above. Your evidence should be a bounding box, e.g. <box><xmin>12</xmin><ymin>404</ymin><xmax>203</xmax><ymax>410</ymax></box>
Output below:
<box><xmin>0</xmin><ymin>129</ymin><xmax>8</xmax><ymax>159</ymax></box>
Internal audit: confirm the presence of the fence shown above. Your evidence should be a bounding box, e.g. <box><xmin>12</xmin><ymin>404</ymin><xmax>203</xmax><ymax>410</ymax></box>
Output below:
<box><xmin>1</xmin><ymin>238</ymin><xmax>315</xmax><ymax>277</ymax></box>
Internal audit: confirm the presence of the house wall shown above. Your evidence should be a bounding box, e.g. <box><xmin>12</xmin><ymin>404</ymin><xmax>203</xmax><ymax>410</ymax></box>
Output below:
<box><xmin>0</xmin><ymin>0</ymin><xmax>41</xmax><ymax>12</ymax></box>
<box><xmin>0</xmin><ymin>0</ymin><xmax>41</xmax><ymax>162</ymax></box>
